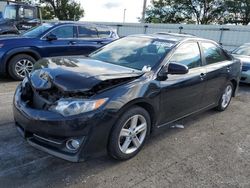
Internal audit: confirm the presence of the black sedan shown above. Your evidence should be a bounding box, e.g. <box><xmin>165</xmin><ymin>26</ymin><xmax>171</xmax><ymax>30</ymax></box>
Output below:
<box><xmin>13</xmin><ymin>33</ymin><xmax>241</xmax><ymax>162</ymax></box>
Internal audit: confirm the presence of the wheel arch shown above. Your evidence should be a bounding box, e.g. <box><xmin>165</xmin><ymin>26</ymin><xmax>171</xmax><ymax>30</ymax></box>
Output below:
<box><xmin>115</xmin><ymin>99</ymin><xmax>157</xmax><ymax>133</ymax></box>
<box><xmin>230</xmin><ymin>79</ymin><xmax>238</xmax><ymax>97</ymax></box>
<box><xmin>4</xmin><ymin>48</ymin><xmax>41</xmax><ymax>74</ymax></box>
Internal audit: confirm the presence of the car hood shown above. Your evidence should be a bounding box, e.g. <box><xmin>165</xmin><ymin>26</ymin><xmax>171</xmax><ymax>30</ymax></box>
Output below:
<box><xmin>233</xmin><ymin>54</ymin><xmax>250</xmax><ymax>64</ymax></box>
<box><xmin>30</xmin><ymin>56</ymin><xmax>143</xmax><ymax>93</ymax></box>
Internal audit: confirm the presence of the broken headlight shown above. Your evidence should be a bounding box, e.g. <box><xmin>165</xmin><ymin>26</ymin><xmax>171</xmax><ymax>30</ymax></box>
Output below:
<box><xmin>49</xmin><ymin>98</ymin><xmax>108</xmax><ymax>117</ymax></box>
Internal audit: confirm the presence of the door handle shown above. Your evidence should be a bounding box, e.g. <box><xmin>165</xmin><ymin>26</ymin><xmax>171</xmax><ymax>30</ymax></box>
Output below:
<box><xmin>200</xmin><ymin>73</ymin><xmax>206</xmax><ymax>80</ymax></box>
<box><xmin>97</xmin><ymin>41</ymin><xmax>105</xmax><ymax>45</ymax></box>
<box><xmin>69</xmin><ymin>41</ymin><xmax>77</xmax><ymax>45</ymax></box>
<box><xmin>226</xmin><ymin>66</ymin><xmax>232</xmax><ymax>72</ymax></box>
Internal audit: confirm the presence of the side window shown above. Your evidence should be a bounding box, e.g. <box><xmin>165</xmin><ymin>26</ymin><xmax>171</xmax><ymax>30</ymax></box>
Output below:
<box><xmin>169</xmin><ymin>42</ymin><xmax>201</xmax><ymax>69</ymax></box>
<box><xmin>201</xmin><ymin>42</ymin><xmax>229</xmax><ymax>65</ymax></box>
<box><xmin>50</xmin><ymin>26</ymin><xmax>74</xmax><ymax>38</ymax></box>
<box><xmin>97</xmin><ymin>27</ymin><xmax>111</xmax><ymax>38</ymax></box>
<box><xmin>78</xmin><ymin>26</ymin><xmax>98</xmax><ymax>38</ymax></box>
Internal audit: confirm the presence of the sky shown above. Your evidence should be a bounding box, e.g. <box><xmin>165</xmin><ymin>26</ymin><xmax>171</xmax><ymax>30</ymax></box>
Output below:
<box><xmin>79</xmin><ymin>0</ymin><xmax>151</xmax><ymax>23</ymax></box>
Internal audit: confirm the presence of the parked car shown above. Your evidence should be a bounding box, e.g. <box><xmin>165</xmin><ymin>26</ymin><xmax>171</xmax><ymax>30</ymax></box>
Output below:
<box><xmin>0</xmin><ymin>22</ymin><xmax>119</xmax><ymax>80</ymax></box>
<box><xmin>13</xmin><ymin>33</ymin><xmax>241</xmax><ymax>162</ymax></box>
<box><xmin>231</xmin><ymin>43</ymin><xmax>250</xmax><ymax>84</ymax></box>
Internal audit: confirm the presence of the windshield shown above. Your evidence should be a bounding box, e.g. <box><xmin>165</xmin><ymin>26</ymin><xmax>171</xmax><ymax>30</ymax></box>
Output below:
<box><xmin>90</xmin><ymin>36</ymin><xmax>174</xmax><ymax>70</ymax></box>
<box><xmin>232</xmin><ymin>45</ymin><xmax>250</xmax><ymax>56</ymax></box>
<box><xmin>4</xmin><ymin>5</ymin><xmax>16</xmax><ymax>19</ymax></box>
<box><xmin>21</xmin><ymin>24</ymin><xmax>53</xmax><ymax>38</ymax></box>
<box><xmin>18</xmin><ymin>6</ymin><xmax>37</xmax><ymax>20</ymax></box>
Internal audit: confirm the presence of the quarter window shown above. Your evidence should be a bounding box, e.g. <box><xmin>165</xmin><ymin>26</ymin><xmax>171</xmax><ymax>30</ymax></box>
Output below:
<box><xmin>97</xmin><ymin>27</ymin><xmax>111</xmax><ymax>38</ymax></box>
<box><xmin>169</xmin><ymin>42</ymin><xmax>201</xmax><ymax>69</ymax></box>
<box><xmin>50</xmin><ymin>26</ymin><xmax>74</xmax><ymax>38</ymax></box>
<box><xmin>201</xmin><ymin>42</ymin><xmax>229</xmax><ymax>65</ymax></box>
<box><xmin>78</xmin><ymin>26</ymin><xmax>98</xmax><ymax>38</ymax></box>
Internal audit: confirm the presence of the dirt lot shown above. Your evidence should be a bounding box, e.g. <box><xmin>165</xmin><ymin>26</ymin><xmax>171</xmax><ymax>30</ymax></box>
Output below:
<box><xmin>0</xmin><ymin>77</ymin><xmax>249</xmax><ymax>188</ymax></box>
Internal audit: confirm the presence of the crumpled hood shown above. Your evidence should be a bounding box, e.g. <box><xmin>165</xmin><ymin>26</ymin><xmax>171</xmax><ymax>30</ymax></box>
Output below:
<box><xmin>30</xmin><ymin>56</ymin><xmax>143</xmax><ymax>93</ymax></box>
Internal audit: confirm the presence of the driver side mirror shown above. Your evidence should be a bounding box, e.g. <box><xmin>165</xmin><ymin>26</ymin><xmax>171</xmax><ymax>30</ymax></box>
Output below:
<box><xmin>46</xmin><ymin>34</ymin><xmax>57</xmax><ymax>41</ymax></box>
<box><xmin>158</xmin><ymin>62</ymin><xmax>189</xmax><ymax>80</ymax></box>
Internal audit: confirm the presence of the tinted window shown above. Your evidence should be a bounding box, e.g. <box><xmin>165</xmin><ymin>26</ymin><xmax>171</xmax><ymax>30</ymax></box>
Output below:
<box><xmin>50</xmin><ymin>26</ymin><xmax>74</xmax><ymax>38</ymax></box>
<box><xmin>233</xmin><ymin>45</ymin><xmax>250</xmax><ymax>56</ymax></box>
<box><xmin>169</xmin><ymin>42</ymin><xmax>201</xmax><ymax>69</ymax></box>
<box><xmin>90</xmin><ymin>37</ymin><xmax>174</xmax><ymax>70</ymax></box>
<box><xmin>201</xmin><ymin>42</ymin><xmax>228</xmax><ymax>64</ymax></box>
<box><xmin>78</xmin><ymin>26</ymin><xmax>98</xmax><ymax>38</ymax></box>
<box><xmin>97</xmin><ymin>27</ymin><xmax>111</xmax><ymax>38</ymax></box>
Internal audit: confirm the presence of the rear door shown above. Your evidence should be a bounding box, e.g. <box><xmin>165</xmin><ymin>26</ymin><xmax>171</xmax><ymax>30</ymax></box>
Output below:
<box><xmin>159</xmin><ymin>42</ymin><xmax>207</xmax><ymax>125</ymax></box>
<box><xmin>199</xmin><ymin>41</ymin><xmax>234</xmax><ymax>107</ymax></box>
<box><xmin>74</xmin><ymin>26</ymin><xmax>104</xmax><ymax>55</ymax></box>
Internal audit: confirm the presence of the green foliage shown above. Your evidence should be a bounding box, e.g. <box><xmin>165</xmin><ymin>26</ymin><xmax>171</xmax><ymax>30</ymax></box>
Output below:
<box><xmin>41</xmin><ymin>0</ymin><xmax>84</xmax><ymax>21</ymax></box>
<box><xmin>224</xmin><ymin>0</ymin><xmax>250</xmax><ymax>25</ymax></box>
<box><xmin>145</xmin><ymin>0</ymin><xmax>250</xmax><ymax>25</ymax></box>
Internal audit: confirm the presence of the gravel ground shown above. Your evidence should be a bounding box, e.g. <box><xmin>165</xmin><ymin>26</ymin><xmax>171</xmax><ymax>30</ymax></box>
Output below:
<box><xmin>0</xmin><ymin>77</ymin><xmax>249</xmax><ymax>188</ymax></box>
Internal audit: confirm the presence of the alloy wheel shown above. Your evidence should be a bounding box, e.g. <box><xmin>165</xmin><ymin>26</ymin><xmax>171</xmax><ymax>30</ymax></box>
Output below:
<box><xmin>118</xmin><ymin>114</ymin><xmax>147</xmax><ymax>154</ymax></box>
<box><xmin>15</xmin><ymin>59</ymin><xmax>34</xmax><ymax>78</ymax></box>
<box><xmin>221</xmin><ymin>85</ymin><xmax>233</xmax><ymax>109</ymax></box>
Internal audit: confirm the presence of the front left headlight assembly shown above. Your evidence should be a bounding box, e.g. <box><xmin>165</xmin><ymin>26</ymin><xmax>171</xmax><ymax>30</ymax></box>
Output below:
<box><xmin>49</xmin><ymin>98</ymin><xmax>108</xmax><ymax>117</ymax></box>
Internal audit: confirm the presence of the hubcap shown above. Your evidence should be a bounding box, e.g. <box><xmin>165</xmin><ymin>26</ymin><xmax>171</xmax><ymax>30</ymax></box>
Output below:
<box><xmin>15</xmin><ymin>59</ymin><xmax>33</xmax><ymax>78</ymax></box>
<box><xmin>118</xmin><ymin>115</ymin><xmax>147</xmax><ymax>154</ymax></box>
<box><xmin>221</xmin><ymin>85</ymin><xmax>233</xmax><ymax>108</ymax></box>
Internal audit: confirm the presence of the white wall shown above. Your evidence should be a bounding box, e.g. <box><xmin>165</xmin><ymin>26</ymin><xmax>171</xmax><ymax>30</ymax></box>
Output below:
<box><xmin>82</xmin><ymin>21</ymin><xmax>250</xmax><ymax>50</ymax></box>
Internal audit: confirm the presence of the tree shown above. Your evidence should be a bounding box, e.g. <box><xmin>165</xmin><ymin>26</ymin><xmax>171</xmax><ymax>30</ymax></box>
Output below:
<box><xmin>224</xmin><ymin>0</ymin><xmax>250</xmax><ymax>25</ymax></box>
<box><xmin>145</xmin><ymin>0</ymin><xmax>193</xmax><ymax>23</ymax></box>
<box><xmin>41</xmin><ymin>0</ymin><xmax>84</xmax><ymax>21</ymax></box>
<box><xmin>145</xmin><ymin>0</ymin><xmax>226</xmax><ymax>24</ymax></box>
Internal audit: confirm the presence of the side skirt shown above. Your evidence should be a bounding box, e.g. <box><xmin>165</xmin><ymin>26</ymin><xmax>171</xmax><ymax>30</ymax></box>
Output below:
<box><xmin>157</xmin><ymin>103</ymin><xmax>217</xmax><ymax>129</ymax></box>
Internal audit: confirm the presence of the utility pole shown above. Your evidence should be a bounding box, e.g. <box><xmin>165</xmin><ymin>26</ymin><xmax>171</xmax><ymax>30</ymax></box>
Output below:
<box><xmin>141</xmin><ymin>0</ymin><xmax>147</xmax><ymax>23</ymax></box>
<box><xmin>123</xmin><ymin>8</ymin><xmax>127</xmax><ymax>23</ymax></box>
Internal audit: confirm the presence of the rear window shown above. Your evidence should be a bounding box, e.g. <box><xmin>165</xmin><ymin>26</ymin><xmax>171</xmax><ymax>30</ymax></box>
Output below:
<box><xmin>78</xmin><ymin>26</ymin><xmax>98</xmax><ymax>38</ymax></box>
<box><xmin>97</xmin><ymin>27</ymin><xmax>111</xmax><ymax>38</ymax></box>
<box><xmin>201</xmin><ymin>42</ymin><xmax>230</xmax><ymax>65</ymax></box>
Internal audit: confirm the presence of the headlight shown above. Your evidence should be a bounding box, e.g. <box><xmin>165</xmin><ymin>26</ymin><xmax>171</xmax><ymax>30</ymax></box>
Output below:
<box><xmin>49</xmin><ymin>98</ymin><xmax>108</xmax><ymax>117</ymax></box>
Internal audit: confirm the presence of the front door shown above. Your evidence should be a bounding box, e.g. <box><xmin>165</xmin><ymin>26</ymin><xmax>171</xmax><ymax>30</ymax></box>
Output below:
<box><xmin>40</xmin><ymin>25</ymin><xmax>78</xmax><ymax>57</ymax></box>
<box><xmin>158</xmin><ymin>42</ymin><xmax>207</xmax><ymax>125</ymax></box>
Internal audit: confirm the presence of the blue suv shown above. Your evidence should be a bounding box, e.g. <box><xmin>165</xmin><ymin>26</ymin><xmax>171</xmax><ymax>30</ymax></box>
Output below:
<box><xmin>0</xmin><ymin>22</ymin><xmax>119</xmax><ymax>80</ymax></box>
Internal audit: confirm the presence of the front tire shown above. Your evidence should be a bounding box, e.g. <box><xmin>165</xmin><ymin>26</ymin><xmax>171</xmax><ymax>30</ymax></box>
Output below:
<box><xmin>8</xmin><ymin>54</ymin><xmax>36</xmax><ymax>80</ymax></box>
<box><xmin>216</xmin><ymin>82</ymin><xmax>234</xmax><ymax>111</ymax></box>
<box><xmin>108</xmin><ymin>106</ymin><xmax>151</xmax><ymax>160</ymax></box>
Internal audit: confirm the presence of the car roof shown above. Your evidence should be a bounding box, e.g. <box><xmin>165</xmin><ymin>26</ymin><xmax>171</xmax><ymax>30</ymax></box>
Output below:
<box><xmin>130</xmin><ymin>32</ymin><xmax>211</xmax><ymax>43</ymax></box>
<box><xmin>44</xmin><ymin>22</ymin><xmax>111</xmax><ymax>29</ymax></box>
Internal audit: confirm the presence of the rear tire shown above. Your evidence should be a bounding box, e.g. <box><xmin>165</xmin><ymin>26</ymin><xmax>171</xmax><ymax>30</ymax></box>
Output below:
<box><xmin>108</xmin><ymin>106</ymin><xmax>151</xmax><ymax>160</ymax></box>
<box><xmin>216</xmin><ymin>82</ymin><xmax>234</xmax><ymax>111</ymax></box>
<box><xmin>8</xmin><ymin>54</ymin><xmax>36</xmax><ymax>81</ymax></box>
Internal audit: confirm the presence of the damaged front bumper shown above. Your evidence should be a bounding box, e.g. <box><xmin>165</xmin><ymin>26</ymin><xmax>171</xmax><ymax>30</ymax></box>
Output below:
<box><xmin>13</xmin><ymin>84</ymin><xmax>117</xmax><ymax>162</ymax></box>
